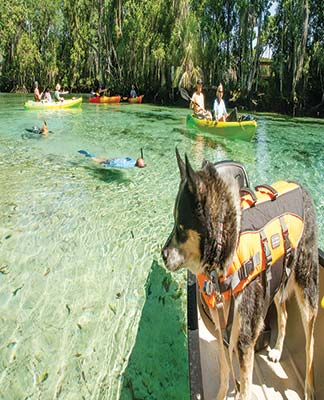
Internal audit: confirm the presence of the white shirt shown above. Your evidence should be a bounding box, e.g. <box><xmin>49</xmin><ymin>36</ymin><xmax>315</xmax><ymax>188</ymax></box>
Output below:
<box><xmin>192</xmin><ymin>92</ymin><xmax>205</xmax><ymax>112</ymax></box>
<box><xmin>213</xmin><ymin>98</ymin><xmax>227</xmax><ymax>120</ymax></box>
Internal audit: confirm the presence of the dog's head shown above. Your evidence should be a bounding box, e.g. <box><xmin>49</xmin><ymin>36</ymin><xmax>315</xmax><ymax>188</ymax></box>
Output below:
<box><xmin>162</xmin><ymin>149</ymin><xmax>240</xmax><ymax>275</ymax></box>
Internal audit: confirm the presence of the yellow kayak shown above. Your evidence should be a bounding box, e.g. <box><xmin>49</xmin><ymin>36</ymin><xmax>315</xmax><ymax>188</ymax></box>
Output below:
<box><xmin>186</xmin><ymin>114</ymin><xmax>257</xmax><ymax>141</ymax></box>
<box><xmin>24</xmin><ymin>97</ymin><xmax>82</xmax><ymax>110</ymax></box>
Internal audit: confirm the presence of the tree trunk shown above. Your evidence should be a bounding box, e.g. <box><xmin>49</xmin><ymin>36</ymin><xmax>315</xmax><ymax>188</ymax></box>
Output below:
<box><xmin>248</xmin><ymin>11</ymin><xmax>262</xmax><ymax>93</ymax></box>
<box><xmin>291</xmin><ymin>0</ymin><xmax>309</xmax><ymax>110</ymax></box>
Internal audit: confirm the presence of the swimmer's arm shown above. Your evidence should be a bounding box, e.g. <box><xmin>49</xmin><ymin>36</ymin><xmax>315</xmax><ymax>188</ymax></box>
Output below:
<box><xmin>91</xmin><ymin>156</ymin><xmax>109</xmax><ymax>164</ymax></box>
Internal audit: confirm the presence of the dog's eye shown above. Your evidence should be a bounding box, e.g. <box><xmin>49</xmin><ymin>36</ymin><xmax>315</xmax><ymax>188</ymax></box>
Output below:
<box><xmin>176</xmin><ymin>224</ymin><xmax>187</xmax><ymax>241</ymax></box>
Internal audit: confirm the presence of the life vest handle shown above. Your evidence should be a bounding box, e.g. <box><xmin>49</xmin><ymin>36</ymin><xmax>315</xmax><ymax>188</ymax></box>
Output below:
<box><xmin>255</xmin><ymin>184</ymin><xmax>278</xmax><ymax>200</ymax></box>
<box><xmin>240</xmin><ymin>187</ymin><xmax>257</xmax><ymax>206</ymax></box>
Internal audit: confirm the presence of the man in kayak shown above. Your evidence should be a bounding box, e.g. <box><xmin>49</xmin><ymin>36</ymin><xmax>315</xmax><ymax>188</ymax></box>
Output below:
<box><xmin>213</xmin><ymin>83</ymin><xmax>238</xmax><ymax>122</ymax></box>
<box><xmin>130</xmin><ymin>85</ymin><xmax>137</xmax><ymax>98</ymax></box>
<box><xmin>33</xmin><ymin>81</ymin><xmax>43</xmax><ymax>101</ymax></box>
<box><xmin>191</xmin><ymin>79</ymin><xmax>212</xmax><ymax>119</ymax></box>
<box><xmin>78</xmin><ymin>150</ymin><xmax>146</xmax><ymax>168</ymax></box>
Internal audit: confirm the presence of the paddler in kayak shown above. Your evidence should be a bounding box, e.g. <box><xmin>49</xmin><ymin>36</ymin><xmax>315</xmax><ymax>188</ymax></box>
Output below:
<box><xmin>33</xmin><ymin>81</ymin><xmax>43</xmax><ymax>102</ymax></box>
<box><xmin>130</xmin><ymin>84</ymin><xmax>137</xmax><ymax>98</ymax></box>
<box><xmin>213</xmin><ymin>83</ymin><xmax>238</xmax><ymax>122</ymax></box>
<box><xmin>78</xmin><ymin>149</ymin><xmax>146</xmax><ymax>168</ymax></box>
<box><xmin>191</xmin><ymin>79</ymin><xmax>212</xmax><ymax>120</ymax></box>
<box><xmin>54</xmin><ymin>83</ymin><xmax>69</xmax><ymax>102</ymax></box>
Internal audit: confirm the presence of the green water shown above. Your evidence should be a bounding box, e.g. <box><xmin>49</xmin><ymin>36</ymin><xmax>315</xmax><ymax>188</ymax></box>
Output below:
<box><xmin>0</xmin><ymin>94</ymin><xmax>323</xmax><ymax>399</ymax></box>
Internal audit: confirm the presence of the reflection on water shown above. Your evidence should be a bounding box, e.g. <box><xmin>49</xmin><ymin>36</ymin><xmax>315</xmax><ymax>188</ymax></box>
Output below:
<box><xmin>0</xmin><ymin>94</ymin><xmax>323</xmax><ymax>399</ymax></box>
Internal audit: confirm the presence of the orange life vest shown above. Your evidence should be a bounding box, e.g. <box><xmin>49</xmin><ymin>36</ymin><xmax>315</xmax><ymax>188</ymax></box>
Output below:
<box><xmin>198</xmin><ymin>181</ymin><xmax>304</xmax><ymax>309</ymax></box>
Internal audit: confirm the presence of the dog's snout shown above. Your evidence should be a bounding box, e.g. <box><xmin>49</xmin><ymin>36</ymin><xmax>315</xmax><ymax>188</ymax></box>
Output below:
<box><xmin>162</xmin><ymin>247</ymin><xmax>169</xmax><ymax>263</ymax></box>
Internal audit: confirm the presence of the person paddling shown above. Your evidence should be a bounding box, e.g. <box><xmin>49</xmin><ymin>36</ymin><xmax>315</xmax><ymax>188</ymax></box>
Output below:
<box><xmin>33</xmin><ymin>81</ymin><xmax>43</xmax><ymax>102</ymax></box>
<box><xmin>191</xmin><ymin>79</ymin><xmax>212</xmax><ymax>119</ymax></box>
<box><xmin>54</xmin><ymin>83</ymin><xmax>68</xmax><ymax>102</ymax></box>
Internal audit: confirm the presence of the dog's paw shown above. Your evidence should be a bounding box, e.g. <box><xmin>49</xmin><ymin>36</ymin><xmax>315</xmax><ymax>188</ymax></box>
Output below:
<box><xmin>216</xmin><ymin>394</ymin><xmax>227</xmax><ymax>400</ymax></box>
<box><xmin>267</xmin><ymin>348</ymin><xmax>282</xmax><ymax>362</ymax></box>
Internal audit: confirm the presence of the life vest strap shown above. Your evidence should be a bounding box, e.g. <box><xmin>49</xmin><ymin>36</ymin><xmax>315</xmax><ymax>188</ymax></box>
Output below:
<box><xmin>280</xmin><ymin>216</ymin><xmax>292</xmax><ymax>278</ymax></box>
<box><xmin>238</xmin><ymin>252</ymin><xmax>261</xmax><ymax>280</ymax></box>
<box><xmin>219</xmin><ymin>252</ymin><xmax>261</xmax><ymax>294</ymax></box>
<box><xmin>260</xmin><ymin>229</ymin><xmax>272</xmax><ymax>298</ymax></box>
<box><xmin>260</xmin><ymin>230</ymin><xmax>272</xmax><ymax>271</ymax></box>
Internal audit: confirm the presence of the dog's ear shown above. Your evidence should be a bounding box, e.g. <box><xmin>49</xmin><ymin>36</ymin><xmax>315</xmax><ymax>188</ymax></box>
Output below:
<box><xmin>185</xmin><ymin>154</ymin><xmax>198</xmax><ymax>193</ymax></box>
<box><xmin>176</xmin><ymin>147</ymin><xmax>186</xmax><ymax>181</ymax></box>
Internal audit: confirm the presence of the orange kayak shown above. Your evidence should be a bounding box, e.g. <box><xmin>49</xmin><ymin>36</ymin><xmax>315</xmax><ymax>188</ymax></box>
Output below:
<box><xmin>89</xmin><ymin>96</ymin><xmax>121</xmax><ymax>103</ymax></box>
<box><xmin>128</xmin><ymin>95</ymin><xmax>144</xmax><ymax>104</ymax></box>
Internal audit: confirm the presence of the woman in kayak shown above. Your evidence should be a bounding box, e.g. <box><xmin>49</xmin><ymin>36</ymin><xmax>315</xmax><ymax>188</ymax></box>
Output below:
<box><xmin>213</xmin><ymin>83</ymin><xmax>238</xmax><ymax>122</ymax></box>
<box><xmin>78</xmin><ymin>150</ymin><xmax>145</xmax><ymax>168</ymax></box>
<box><xmin>43</xmin><ymin>87</ymin><xmax>53</xmax><ymax>103</ymax></box>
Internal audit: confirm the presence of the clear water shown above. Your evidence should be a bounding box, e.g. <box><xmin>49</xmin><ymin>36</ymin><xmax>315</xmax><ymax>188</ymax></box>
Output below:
<box><xmin>0</xmin><ymin>94</ymin><xmax>323</xmax><ymax>399</ymax></box>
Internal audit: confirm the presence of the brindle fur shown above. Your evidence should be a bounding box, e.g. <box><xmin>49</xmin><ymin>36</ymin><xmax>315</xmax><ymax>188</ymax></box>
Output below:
<box><xmin>162</xmin><ymin>150</ymin><xmax>318</xmax><ymax>400</ymax></box>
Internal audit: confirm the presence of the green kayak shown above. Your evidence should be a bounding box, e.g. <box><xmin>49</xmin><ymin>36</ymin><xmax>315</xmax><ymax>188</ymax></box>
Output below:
<box><xmin>186</xmin><ymin>114</ymin><xmax>257</xmax><ymax>141</ymax></box>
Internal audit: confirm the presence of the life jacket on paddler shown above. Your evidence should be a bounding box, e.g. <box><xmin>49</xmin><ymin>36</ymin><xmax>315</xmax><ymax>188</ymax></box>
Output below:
<box><xmin>198</xmin><ymin>180</ymin><xmax>305</xmax><ymax>309</ymax></box>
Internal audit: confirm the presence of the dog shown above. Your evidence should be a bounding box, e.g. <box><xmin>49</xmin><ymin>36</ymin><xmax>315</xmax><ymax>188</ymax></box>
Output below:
<box><xmin>162</xmin><ymin>149</ymin><xmax>318</xmax><ymax>400</ymax></box>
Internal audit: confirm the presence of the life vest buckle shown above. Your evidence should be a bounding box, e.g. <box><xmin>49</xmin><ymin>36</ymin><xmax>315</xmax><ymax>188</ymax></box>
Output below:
<box><xmin>203</xmin><ymin>280</ymin><xmax>214</xmax><ymax>296</ymax></box>
<box><xmin>203</xmin><ymin>271</ymin><xmax>224</xmax><ymax>303</ymax></box>
<box><xmin>260</xmin><ymin>231</ymin><xmax>272</xmax><ymax>267</ymax></box>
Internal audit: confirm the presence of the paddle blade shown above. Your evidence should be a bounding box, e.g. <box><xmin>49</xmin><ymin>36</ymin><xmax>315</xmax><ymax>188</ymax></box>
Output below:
<box><xmin>179</xmin><ymin>87</ymin><xmax>191</xmax><ymax>102</ymax></box>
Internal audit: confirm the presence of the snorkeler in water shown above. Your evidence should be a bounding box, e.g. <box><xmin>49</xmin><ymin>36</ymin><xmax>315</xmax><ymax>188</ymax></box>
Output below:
<box><xmin>78</xmin><ymin>149</ymin><xmax>146</xmax><ymax>169</ymax></box>
<box><xmin>25</xmin><ymin>120</ymin><xmax>50</xmax><ymax>136</ymax></box>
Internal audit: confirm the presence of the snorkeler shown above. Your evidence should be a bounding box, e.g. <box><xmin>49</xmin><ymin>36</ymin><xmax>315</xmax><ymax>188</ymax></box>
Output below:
<box><xmin>78</xmin><ymin>149</ymin><xmax>146</xmax><ymax>169</ymax></box>
<box><xmin>25</xmin><ymin>120</ymin><xmax>50</xmax><ymax>136</ymax></box>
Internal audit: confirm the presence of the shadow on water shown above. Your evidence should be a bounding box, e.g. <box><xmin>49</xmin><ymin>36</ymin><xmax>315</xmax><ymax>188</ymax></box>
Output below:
<box><xmin>118</xmin><ymin>108</ymin><xmax>180</xmax><ymax>122</ymax></box>
<box><xmin>21</xmin><ymin>132</ymin><xmax>42</xmax><ymax>140</ymax></box>
<box><xmin>83</xmin><ymin>165</ymin><xmax>132</xmax><ymax>184</ymax></box>
<box><xmin>120</xmin><ymin>260</ymin><xmax>189</xmax><ymax>400</ymax></box>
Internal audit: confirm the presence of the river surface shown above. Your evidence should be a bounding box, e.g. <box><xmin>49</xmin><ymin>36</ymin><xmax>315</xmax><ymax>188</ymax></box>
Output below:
<box><xmin>0</xmin><ymin>94</ymin><xmax>323</xmax><ymax>399</ymax></box>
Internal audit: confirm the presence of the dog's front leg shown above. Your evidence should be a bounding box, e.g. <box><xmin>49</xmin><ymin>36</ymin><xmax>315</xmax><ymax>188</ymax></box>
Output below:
<box><xmin>238</xmin><ymin>345</ymin><xmax>254</xmax><ymax>400</ymax></box>
<box><xmin>210</xmin><ymin>308</ymin><xmax>229</xmax><ymax>400</ymax></box>
<box><xmin>216</xmin><ymin>332</ymin><xmax>230</xmax><ymax>400</ymax></box>
<box><xmin>268</xmin><ymin>292</ymin><xmax>287</xmax><ymax>362</ymax></box>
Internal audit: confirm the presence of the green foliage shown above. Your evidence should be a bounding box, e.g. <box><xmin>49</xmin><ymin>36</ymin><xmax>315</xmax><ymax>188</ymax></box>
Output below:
<box><xmin>0</xmin><ymin>0</ymin><xmax>323</xmax><ymax>114</ymax></box>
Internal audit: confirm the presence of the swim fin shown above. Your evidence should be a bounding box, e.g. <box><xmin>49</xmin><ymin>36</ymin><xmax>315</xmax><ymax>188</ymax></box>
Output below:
<box><xmin>78</xmin><ymin>150</ymin><xmax>95</xmax><ymax>158</ymax></box>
